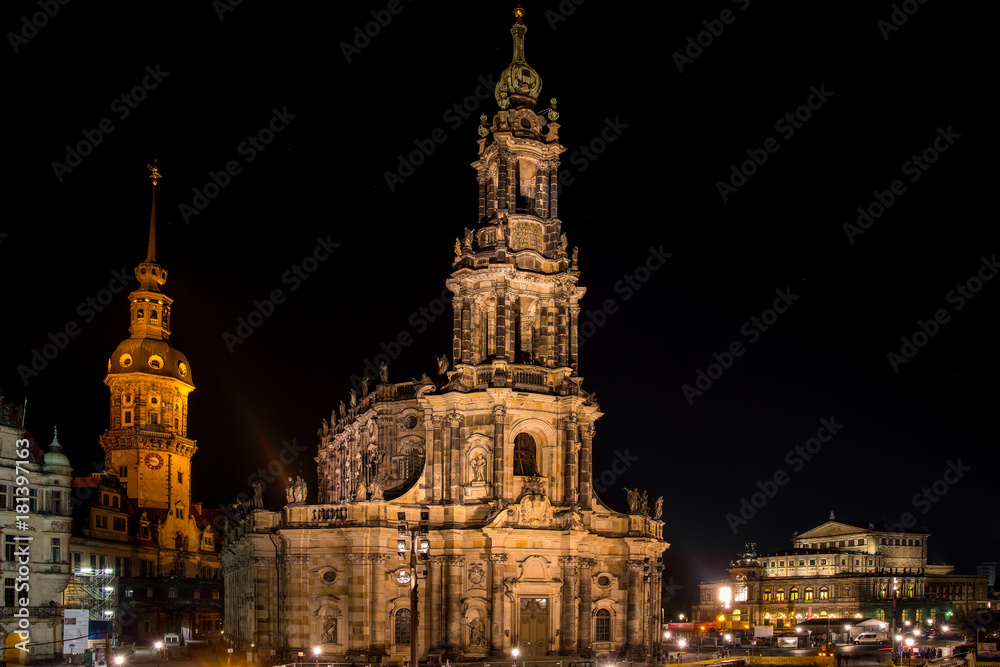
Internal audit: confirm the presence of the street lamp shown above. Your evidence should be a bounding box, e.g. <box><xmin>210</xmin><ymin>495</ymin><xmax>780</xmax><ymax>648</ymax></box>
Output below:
<box><xmin>312</xmin><ymin>646</ymin><xmax>321</xmax><ymax>657</ymax></box>
<box><xmin>397</xmin><ymin>512</ymin><xmax>430</xmax><ymax>667</ymax></box>
<box><xmin>512</xmin><ymin>647</ymin><xmax>520</xmax><ymax>667</ymax></box>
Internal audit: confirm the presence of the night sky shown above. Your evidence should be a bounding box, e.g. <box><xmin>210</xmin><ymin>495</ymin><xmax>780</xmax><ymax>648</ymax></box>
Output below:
<box><xmin>3</xmin><ymin>2</ymin><xmax>995</xmax><ymax>612</ymax></box>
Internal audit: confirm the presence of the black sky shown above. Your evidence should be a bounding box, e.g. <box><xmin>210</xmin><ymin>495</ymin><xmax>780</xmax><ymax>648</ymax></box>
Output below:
<box><xmin>3</xmin><ymin>1</ymin><xmax>995</xmax><ymax>612</ymax></box>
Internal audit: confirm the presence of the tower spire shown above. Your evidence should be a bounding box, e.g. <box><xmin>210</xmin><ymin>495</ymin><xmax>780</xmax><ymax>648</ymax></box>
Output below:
<box><xmin>145</xmin><ymin>159</ymin><xmax>162</xmax><ymax>263</ymax></box>
<box><xmin>495</xmin><ymin>4</ymin><xmax>542</xmax><ymax>109</ymax></box>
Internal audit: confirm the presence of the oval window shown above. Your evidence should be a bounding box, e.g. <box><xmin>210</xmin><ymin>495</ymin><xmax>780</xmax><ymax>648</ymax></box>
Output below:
<box><xmin>120</xmin><ymin>354</ymin><xmax>133</xmax><ymax>368</ymax></box>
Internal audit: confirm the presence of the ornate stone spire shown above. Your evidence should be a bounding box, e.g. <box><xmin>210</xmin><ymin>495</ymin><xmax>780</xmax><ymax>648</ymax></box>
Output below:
<box><xmin>494</xmin><ymin>4</ymin><xmax>542</xmax><ymax>109</ymax></box>
<box><xmin>127</xmin><ymin>161</ymin><xmax>172</xmax><ymax>340</ymax></box>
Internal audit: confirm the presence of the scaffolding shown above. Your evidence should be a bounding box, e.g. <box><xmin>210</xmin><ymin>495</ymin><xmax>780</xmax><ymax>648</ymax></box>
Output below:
<box><xmin>65</xmin><ymin>567</ymin><xmax>118</xmax><ymax>624</ymax></box>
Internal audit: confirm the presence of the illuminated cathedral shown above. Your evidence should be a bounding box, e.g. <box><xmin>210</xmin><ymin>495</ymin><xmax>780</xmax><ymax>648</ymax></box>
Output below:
<box><xmin>221</xmin><ymin>8</ymin><xmax>668</xmax><ymax>662</ymax></box>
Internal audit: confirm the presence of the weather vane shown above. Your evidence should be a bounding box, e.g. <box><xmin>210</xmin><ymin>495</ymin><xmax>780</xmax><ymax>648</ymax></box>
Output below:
<box><xmin>147</xmin><ymin>158</ymin><xmax>163</xmax><ymax>186</ymax></box>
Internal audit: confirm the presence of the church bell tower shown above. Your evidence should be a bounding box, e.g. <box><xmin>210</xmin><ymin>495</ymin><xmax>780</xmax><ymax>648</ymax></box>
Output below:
<box><xmin>100</xmin><ymin>163</ymin><xmax>197</xmax><ymax>515</ymax></box>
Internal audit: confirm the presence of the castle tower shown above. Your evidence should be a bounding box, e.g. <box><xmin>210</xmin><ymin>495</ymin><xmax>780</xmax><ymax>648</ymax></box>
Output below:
<box><xmin>99</xmin><ymin>163</ymin><xmax>197</xmax><ymax>515</ymax></box>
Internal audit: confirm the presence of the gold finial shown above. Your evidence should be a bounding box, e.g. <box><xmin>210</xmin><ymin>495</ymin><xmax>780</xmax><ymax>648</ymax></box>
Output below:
<box><xmin>147</xmin><ymin>158</ymin><xmax>163</xmax><ymax>186</ymax></box>
<box><xmin>514</xmin><ymin>4</ymin><xmax>525</xmax><ymax>21</ymax></box>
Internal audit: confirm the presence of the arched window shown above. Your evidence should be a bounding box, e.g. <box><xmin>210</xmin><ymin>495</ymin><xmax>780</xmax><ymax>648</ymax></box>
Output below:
<box><xmin>137</xmin><ymin>309</ymin><xmax>144</xmax><ymax>320</ymax></box>
<box><xmin>513</xmin><ymin>433</ymin><xmax>539</xmax><ymax>476</ymax></box>
<box><xmin>732</xmin><ymin>609</ymin><xmax>741</xmax><ymax>622</ymax></box>
<box><xmin>763</xmin><ymin>589</ymin><xmax>772</xmax><ymax>602</ymax></box>
<box><xmin>805</xmin><ymin>587</ymin><xmax>814</xmax><ymax>601</ymax></box>
<box><xmin>790</xmin><ymin>587</ymin><xmax>799</xmax><ymax>601</ymax></box>
<box><xmin>394</xmin><ymin>608</ymin><xmax>411</xmax><ymax>645</ymax></box>
<box><xmin>150</xmin><ymin>309</ymin><xmax>158</xmax><ymax>321</ymax></box>
<box><xmin>776</xmin><ymin>589</ymin><xmax>785</xmax><ymax>602</ymax></box>
<box><xmin>819</xmin><ymin>587</ymin><xmax>829</xmax><ymax>600</ymax></box>
<box><xmin>595</xmin><ymin>609</ymin><xmax>612</xmax><ymax>642</ymax></box>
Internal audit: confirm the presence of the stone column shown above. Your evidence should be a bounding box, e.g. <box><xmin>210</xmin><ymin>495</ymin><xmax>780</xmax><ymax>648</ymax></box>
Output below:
<box><xmin>461</xmin><ymin>298</ymin><xmax>472</xmax><ymax>363</ymax></box>
<box><xmin>557</xmin><ymin>300</ymin><xmax>568</xmax><ymax>367</ymax></box>
<box><xmin>536</xmin><ymin>166</ymin><xmax>549</xmax><ymax>218</ymax></box>
<box><xmin>371</xmin><ymin>553</ymin><xmax>390</xmax><ymax>655</ymax></box>
<box><xmin>489</xmin><ymin>554</ymin><xmax>508</xmax><ymax>655</ymax></box>
<box><xmin>569</xmin><ymin>306</ymin><xmax>580</xmax><ymax>372</ymax></box>
<box><xmin>498</xmin><ymin>151</ymin><xmax>509</xmax><ymax>211</ymax></box>
<box><xmin>563</xmin><ymin>413</ymin><xmax>578</xmax><ymax>504</ymax></box>
<box><xmin>432</xmin><ymin>416</ymin><xmax>445</xmax><ymax>501</ymax></box>
<box><xmin>577</xmin><ymin>559</ymin><xmax>594</xmax><ymax>655</ymax></box>
<box><xmin>478</xmin><ymin>175</ymin><xmax>487</xmax><ymax>222</ymax></box>
<box><xmin>578</xmin><ymin>422</ymin><xmax>593</xmax><ymax>507</ymax></box>
<box><xmin>495</xmin><ymin>286</ymin><xmax>508</xmax><ymax>361</ymax></box>
<box><xmin>560</xmin><ymin>556</ymin><xmax>579</xmax><ymax>653</ymax></box>
<box><xmin>445</xmin><ymin>556</ymin><xmax>466</xmax><ymax>654</ymax></box>
<box><xmin>430</xmin><ymin>556</ymin><xmax>446</xmax><ymax>651</ymax></box>
<box><xmin>347</xmin><ymin>553</ymin><xmax>370</xmax><ymax>650</ymax></box>
<box><xmin>448</xmin><ymin>412</ymin><xmax>463</xmax><ymax>504</ymax></box>
<box><xmin>452</xmin><ymin>288</ymin><xmax>463</xmax><ymax>363</ymax></box>
<box><xmin>626</xmin><ymin>561</ymin><xmax>644</xmax><ymax>656</ymax></box>
<box><xmin>549</xmin><ymin>170</ymin><xmax>559</xmax><ymax>219</ymax></box>
<box><xmin>492</xmin><ymin>405</ymin><xmax>506</xmax><ymax>500</ymax></box>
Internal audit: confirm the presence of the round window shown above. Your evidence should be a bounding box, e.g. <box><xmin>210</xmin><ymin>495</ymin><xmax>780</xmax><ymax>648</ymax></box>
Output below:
<box><xmin>120</xmin><ymin>353</ymin><xmax>133</xmax><ymax>368</ymax></box>
<box><xmin>598</xmin><ymin>575</ymin><xmax>611</xmax><ymax>586</ymax></box>
<box><xmin>148</xmin><ymin>355</ymin><xmax>164</xmax><ymax>369</ymax></box>
<box><xmin>322</xmin><ymin>570</ymin><xmax>337</xmax><ymax>584</ymax></box>
<box><xmin>178</xmin><ymin>361</ymin><xmax>188</xmax><ymax>377</ymax></box>
<box><xmin>404</xmin><ymin>415</ymin><xmax>418</xmax><ymax>430</ymax></box>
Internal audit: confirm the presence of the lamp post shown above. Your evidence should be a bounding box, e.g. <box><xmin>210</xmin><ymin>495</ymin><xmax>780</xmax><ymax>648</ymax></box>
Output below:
<box><xmin>397</xmin><ymin>512</ymin><xmax>430</xmax><ymax>667</ymax></box>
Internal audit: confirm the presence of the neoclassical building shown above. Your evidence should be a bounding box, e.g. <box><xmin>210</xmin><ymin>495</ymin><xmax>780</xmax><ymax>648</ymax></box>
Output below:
<box><xmin>0</xmin><ymin>405</ymin><xmax>73</xmax><ymax>664</ymax></box>
<box><xmin>693</xmin><ymin>519</ymin><xmax>989</xmax><ymax>635</ymax></box>
<box><xmin>221</xmin><ymin>7</ymin><xmax>668</xmax><ymax>663</ymax></box>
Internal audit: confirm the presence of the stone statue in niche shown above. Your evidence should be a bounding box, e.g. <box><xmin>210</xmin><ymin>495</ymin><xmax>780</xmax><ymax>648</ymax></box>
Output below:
<box><xmin>321</xmin><ymin>616</ymin><xmax>337</xmax><ymax>643</ymax></box>
<box><xmin>471</xmin><ymin>452</ymin><xmax>487</xmax><ymax>482</ymax></box>
<box><xmin>468</xmin><ymin>617</ymin><xmax>486</xmax><ymax>646</ymax></box>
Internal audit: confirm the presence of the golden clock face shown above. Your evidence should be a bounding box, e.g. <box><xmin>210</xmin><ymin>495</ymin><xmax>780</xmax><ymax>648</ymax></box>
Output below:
<box><xmin>144</xmin><ymin>452</ymin><xmax>164</xmax><ymax>470</ymax></box>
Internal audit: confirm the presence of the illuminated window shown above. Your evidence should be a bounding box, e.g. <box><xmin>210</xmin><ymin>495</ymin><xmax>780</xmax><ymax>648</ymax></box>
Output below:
<box><xmin>879</xmin><ymin>582</ymin><xmax>888</xmax><ymax>598</ymax></box>
<box><xmin>790</xmin><ymin>588</ymin><xmax>799</xmax><ymax>601</ymax></box>
<box><xmin>596</xmin><ymin>609</ymin><xmax>612</xmax><ymax>642</ymax></box>
<box><xmin>764</xmin><ymin>590</ymin><xmax>772</xmax><ymax>602</ymax></box>
<box><xmin>732</xmin><ymin>609</ymin><xmax>741</xmax><ymax>622</ymax></box>
<box><xmin>776</xmin><ymin>589</ymin><xmax>785</xmax><ymax>602</ymax></box>
<box><xmin>805</xmin><ymin>588</ymin><xmax>814</xmax><ymax>601</ymax></box>
<box><xmin>820</xmin><ymin>587</ymin><xmax>829</xmax><ymax>600</ymax></box>
<box><xmin>513</xmin><ymin>433</ymin><xmax>538</xmax><ymax>476</ymax></box>
<box><xmin>395</xmin><ymin>608</ymin><xmax>411</xmax><ymax>645</ymax></box>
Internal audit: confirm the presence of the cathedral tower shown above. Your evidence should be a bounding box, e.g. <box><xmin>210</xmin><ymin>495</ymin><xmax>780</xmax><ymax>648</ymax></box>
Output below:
<box><xmin>99</xmin><ymin>163</ymin><xmax>197</xmax><ymax>516</ymax></box>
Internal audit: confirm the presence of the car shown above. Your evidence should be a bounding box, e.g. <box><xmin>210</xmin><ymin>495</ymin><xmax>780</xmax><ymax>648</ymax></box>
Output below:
<box><xmin>854</xmin><ymin>633</ymin><xmax>888</xmax><ymax>645</ymax></box>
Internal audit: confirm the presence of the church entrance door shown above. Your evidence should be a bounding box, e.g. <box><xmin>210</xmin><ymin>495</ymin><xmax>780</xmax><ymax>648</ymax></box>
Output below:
<box><xmin>519</xmin><ymin>597</ymin><xmax>550</xmax><ymax>656</ymax></box>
